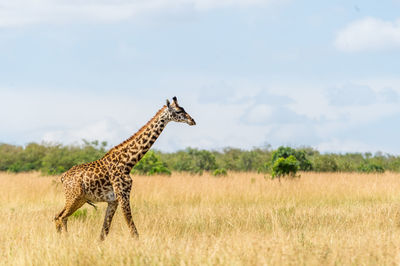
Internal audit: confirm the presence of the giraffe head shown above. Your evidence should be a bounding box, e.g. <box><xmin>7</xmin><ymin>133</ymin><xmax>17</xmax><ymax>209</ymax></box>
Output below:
<box><xmin>166</xmin><ymin>97</ymin><xmax>196</xmax><ymax>126</ymax></box>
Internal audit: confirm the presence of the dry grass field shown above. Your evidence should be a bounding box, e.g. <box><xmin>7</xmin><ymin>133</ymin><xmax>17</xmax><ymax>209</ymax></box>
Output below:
<box><xmin>1</xmin><ymin>171</ymin><xmax>400</xmax><ymax>265</ymax></box>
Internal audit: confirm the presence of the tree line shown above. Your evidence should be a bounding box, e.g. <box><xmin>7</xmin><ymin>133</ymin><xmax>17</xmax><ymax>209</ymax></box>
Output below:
<box><xmin>0</xmin><ymin>140</ymin><xmax>397</xmax><ymax>176</ymax></box>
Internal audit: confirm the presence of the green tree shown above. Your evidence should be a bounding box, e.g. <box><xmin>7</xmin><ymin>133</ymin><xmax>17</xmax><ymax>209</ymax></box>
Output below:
<box><xmin>41</xmin><ymin>144</ymin><xmax>75</xmax><ymax>175</ymax></box>
<box><xmin>132</xmin><ymin>150</ymin><xmax>171</xmax><ymax>175</ymax></box>
<box><xmin>217</xmin><ymin>148</ymin><xmax>242</xmax><ymax>171</ymax></box>
<box><xmin>271</xmin><ymin>146</ymin><xmax>312</xmax><ymax>171</ymax></box>
<box><xmin>172</xmin><ymin>148</ymin><xmax>218</xmax><ymax>174</ymax></box>
<box><xmin>271</xmin><ymin>155</ymin><xmax>299</xmax><ymax>179</ymax></box>
<box><xmin>41</xmin><ymin>140</ymin><xmax>107</xmax><ymax>175</ymax></box>
<box><xmin>20</xmin><ymin>143</ymin><xmax>47</xmax><ymax>171</ymax></box>
<box><xmin>312</xmin><ymin>155</ymin><xmax>339</xmax><ymax>172</ymax></box>
<box><xmin>358</xmin><ymin>161</ymin><xmax>385</xmax><ymax>173</ymax></box>
<box><xmin>0</xmin><ymin>144</ymin><xmax>23</xmax><ymax>172</ymax></box>
<box><xmin>239</xmin><ymin>150</ymin><xmax>266</xmax><ymax>171</ymax></box>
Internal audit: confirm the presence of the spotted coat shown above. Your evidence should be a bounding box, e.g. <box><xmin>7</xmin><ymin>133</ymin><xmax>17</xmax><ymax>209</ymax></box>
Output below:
<box><xmin>54</xmin><ymin>97</ymin><xmax>196</xmax><ymax>240</ymax></box>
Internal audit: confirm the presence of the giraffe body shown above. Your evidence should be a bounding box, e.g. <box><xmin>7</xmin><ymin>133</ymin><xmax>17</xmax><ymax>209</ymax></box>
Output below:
<box><xmin>54</xmin><ymin>97</ymin><xmax>195</xmax><ymax>240</ymax></box>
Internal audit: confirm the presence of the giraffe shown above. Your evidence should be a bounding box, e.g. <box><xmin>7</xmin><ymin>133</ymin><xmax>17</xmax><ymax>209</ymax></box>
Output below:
<box><xmin>54</xmin><ymin>97</ymin><xmax>196</xmax><ymax>240</ymax></box>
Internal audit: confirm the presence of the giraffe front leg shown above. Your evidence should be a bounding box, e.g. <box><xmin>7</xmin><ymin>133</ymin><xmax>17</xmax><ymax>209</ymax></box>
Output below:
<box><xmin>113</xmin><ymin>177</ymin><xmax>139</xmax><ymax>238</ymax></box>
<box><xmin>119</xmin><ymin>195</ymin><xmax>139</xmax><ymax>238</ymax></box>
<box><xmin>99</xmin><ymin>201</ymin><xmax>118</xmax><ymax>241</ymax></box>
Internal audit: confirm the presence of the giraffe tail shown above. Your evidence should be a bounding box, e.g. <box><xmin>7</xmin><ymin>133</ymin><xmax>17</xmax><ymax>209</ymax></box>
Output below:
<box><xmin>86</xmin><ymin>200</ymin><xmax>97</xmax><ymax>210</ymax></box>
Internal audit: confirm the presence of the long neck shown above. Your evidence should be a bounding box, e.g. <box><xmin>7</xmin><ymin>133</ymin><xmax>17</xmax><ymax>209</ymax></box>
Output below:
<box><xmin>102</xmin><ymin>106</ymin><xmax>169</xmax><ymax>174</ymax></box>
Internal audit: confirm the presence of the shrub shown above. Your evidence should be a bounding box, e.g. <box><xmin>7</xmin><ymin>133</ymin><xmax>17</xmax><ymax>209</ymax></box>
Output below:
<box><xmin>212</xmin><ymin>168</ymin><xmax>228</xmax><ymax>177</ymax></box>
<box><xmin>312</xmin><ymin>155</ymin><xmax>339</xmax><ymax>172</ymax></box>
<box><xmin>358</xmin><ymin>162</ymin><xmax>385</xmax><ymax>173</ymax></box>
<box><xmin>239</xmin><ymin>150</ymin><xmax>267</xmax><ymax>171</ymax></box>
<box><xmin>257</xmin><ymin>162</ymin><xmax>270</xmax><ymax>174</ymax></box>
<box><xmin>171</xmin><ymin>148</ymin><xmax>218</xmax><ymax>175</ymax></box>
<box><xmin>271</xmin><ymin>155</ymin><xmax>300</xmax><ymax>179</ymax></box>
<box><xmin>0</xmin><ymin>144</ymin><xmax>23</xmax><ymax>172</ymax></box>
<box><xmin>41</xmin><ymin>145</ymin><xmax>73</xmax><ymax>175</ymax></box>
<box><xmin>217</xmin><ymin>148</ymin><xmax>242</xmax><ymax>171</ymax></box>
<box><xmin>71</xmin><ymin>208</ymin><xmax>88</xmax><ymax>220</ymax></box>
<box><xmin>271</xmin><ymin>146</ymin><xmax>312</xmax><ymax>171</ymax></box>
<box><xmin>41</xmin><ymin>140</ymin><xmax>107</xmax><ymax>175</ymax></box>
<box><xmin>132</xmin><ymin>150</ymin><xmax>171</xmax><ymax>176</ymax></box>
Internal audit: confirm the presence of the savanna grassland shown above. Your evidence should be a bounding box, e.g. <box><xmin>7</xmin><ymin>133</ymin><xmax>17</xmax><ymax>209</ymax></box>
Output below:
<box><xmin>1</xmin><ymin>172</ymin><xmax>400</xmax><ymax>265</ymax></box>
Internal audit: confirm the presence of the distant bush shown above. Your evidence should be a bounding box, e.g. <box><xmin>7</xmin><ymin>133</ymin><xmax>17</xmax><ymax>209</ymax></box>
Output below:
<box><xmin>0</xmin><ymin>144</ymin><xmax>23</xmax><ymax>172</ymax></box>
<box><xmin>271</xmin><ymin>146</ymin><xmax>312</xmax><ymax>171</ymax></box>
<box><xmin>312</xmin><ymin>155</ymin><xmax>339</xmax><ymax>172</ymax></box>
<box><xmin>41</xmin><ymin>140</ymin><xmax>107</xmax><ymax>175</ymax></box>
<box><xmin>335</xmin><ymin>153</ymin><xmax>364</xmax><ymax>172</ymax></box>
<box><xmin>211</xmin><ymin>147</ymin><xmax>272</xmax><ymax>172</ymax></box>
<box><xmin>257</xmin><ymin>162</ymin><xmax>270</xmax><ymax>174</ymax></box>
<box><xmin>358</xmin><ymin>162</ymin><xmax>385</xmax><ymax>173</ymax></box>
<box><xmin>170</xmin><ymin>148</ymin><xmax>218</xmax><ymax>175</ymax></box>
<box><xmin>212</xmin><ymin>168</ymin><xmax>228</xmax><ymax>177</ymax></box>
<box><xmin>0</xmin><ymin>141</ymin><xmax>393</xmax><ymax>175</ymax></box>
<box><xmin>216</xmin><ymin>148</ymin><xmax>242</xmax><ymax>171</ymax></box>
<box><xmin>132</xmin><ymin>150</ymin><xmax>171</xmax><ymax>176</ymax></box>
<box><xmin>271</xmin><ymin>155</ymin><xmax>299</xmax><ymax>179</ymax></box>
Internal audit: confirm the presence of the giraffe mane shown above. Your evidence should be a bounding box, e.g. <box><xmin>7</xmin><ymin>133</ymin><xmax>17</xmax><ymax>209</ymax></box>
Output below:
<box><xmin>103</xmin><ymin>105</ymin><xmax>167</xmax><ymax>157</ymax></box>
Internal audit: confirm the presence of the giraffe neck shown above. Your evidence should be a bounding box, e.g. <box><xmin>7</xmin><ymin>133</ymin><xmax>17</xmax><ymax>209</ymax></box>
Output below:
<box><xmin>102</xmin><ymin>105</ymin><xmax>169</xmax><ymax>174</ymax></box>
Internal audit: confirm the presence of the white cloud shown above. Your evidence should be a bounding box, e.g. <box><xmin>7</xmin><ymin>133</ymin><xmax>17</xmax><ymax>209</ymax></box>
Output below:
<box><xmin>0</xmin><ymin>0</ymin><xmax>276</xmax><ymax>27</ymax></box>
<box><xmin>185</xmin><ymin>0</ymin><xmax>273</xmax><ymax>10</ymax></box>
<box><xmin>335</xmin><ymin>17</ymin><xmax>400</xmax><ymax>52</ymax></box>
<box><xmin>316</xmin><ymin>139</ymin><xmax>375</xmax><ymax>154</ymax></box>
<box><xmin>242</xmin><ymin>104</ymin><xmax>273</xmax><ymax>124</ymax></box>
<box><xmin>0</xmin><ymin>87</ymin><xmax>154</xmax><ymax>146</ymax></box>
<box><xmin>4</xmin><ymin>77</ymin><xmax>400</xmax><ymax>154</ymax></box>
<box><xmin>325</xmin><ymin>83</ymin><xmax>400</xmax><ymax>106</ymax></box>
<box><xmin>42</xmin><ymin>119</ymin><xmax>126</xmax><ymax>145</ymax></box>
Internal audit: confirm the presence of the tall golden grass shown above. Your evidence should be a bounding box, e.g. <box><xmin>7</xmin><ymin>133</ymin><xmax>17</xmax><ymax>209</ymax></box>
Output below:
<box><xmin>1</xmin><ymin>171</ymin><xmax>400</xmax><ymax>265</ymax></box>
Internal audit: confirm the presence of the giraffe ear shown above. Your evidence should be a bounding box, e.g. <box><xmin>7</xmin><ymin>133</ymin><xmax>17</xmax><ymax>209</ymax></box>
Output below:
<box><xmin>166</xmin><ymin>99</ymin><xmax>170</xmax><ymax>108</ymax></box>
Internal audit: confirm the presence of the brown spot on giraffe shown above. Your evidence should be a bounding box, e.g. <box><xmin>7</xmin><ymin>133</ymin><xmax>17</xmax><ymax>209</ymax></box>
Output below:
<box><xmin>54</xmin><ymin>97</ymin><xmax>196</xmax><ymax>240</ymax></box>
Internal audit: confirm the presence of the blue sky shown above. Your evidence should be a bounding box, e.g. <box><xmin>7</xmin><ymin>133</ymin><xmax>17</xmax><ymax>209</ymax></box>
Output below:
<box><xmin>1</xmin><ymin>0</ymin><xmax>400</xmax><ymax>153</ymax></box>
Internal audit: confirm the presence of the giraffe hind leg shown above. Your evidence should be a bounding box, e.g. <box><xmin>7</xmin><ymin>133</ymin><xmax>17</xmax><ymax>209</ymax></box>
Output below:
<box><xmin>54</xmin><ymin>208</ymin><xmax>66</xmax><ymax>233</ymax></box>
<box><xmin>55</xmin><ymin>198</ymin><xmax>85</xmax><ymax>234</ymax></box>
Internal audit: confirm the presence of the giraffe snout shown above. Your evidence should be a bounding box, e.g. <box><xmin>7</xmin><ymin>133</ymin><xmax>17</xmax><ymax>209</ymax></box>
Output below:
<box><xmin>189</xmin><ymin>118</ymin><xmax>196</xmax><ymax>126</ymax></box>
